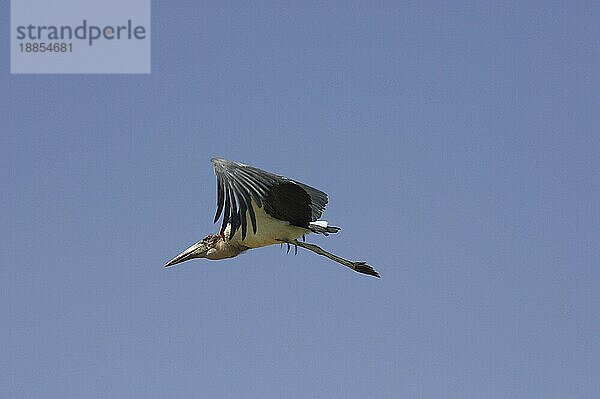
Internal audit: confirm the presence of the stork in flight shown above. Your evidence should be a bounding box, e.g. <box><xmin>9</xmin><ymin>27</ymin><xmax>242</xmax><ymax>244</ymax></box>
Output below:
<box><xmin>165</xmin><ymin>158</ymin><xmax>380</xmax><ymax>278</ymax></box>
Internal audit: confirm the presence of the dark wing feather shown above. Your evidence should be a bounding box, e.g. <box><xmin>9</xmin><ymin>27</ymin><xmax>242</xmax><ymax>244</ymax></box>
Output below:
<box><xmin>213</xmin><ymin>178</ymin><xmax>225</xmax><ymax>223</ymax></box>
<box><xmin>211</xmin><ymin>158</ymin><xmax>329</xmax><ymax>240</ymax></box>
<box><xmin>263</xmin><ymin>183</ymin><xmax>312</xmax><ymax>228</ymax></box>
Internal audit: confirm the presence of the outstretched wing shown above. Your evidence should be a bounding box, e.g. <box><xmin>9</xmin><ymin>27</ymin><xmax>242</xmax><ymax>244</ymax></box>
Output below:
<box><xmin>211</xmin><ymin>158</ymin><xmax>328</xmax><ymax>240</ymax></box>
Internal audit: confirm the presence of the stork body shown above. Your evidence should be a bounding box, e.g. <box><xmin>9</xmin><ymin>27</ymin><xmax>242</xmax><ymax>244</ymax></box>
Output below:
<box><xmin>165</xmin><ymin>158</ymin><xmax>380</xmax><ymax>278</ymax></box>
<box><xmin>224</xmin><ymin>200</ymin><xmax>309</xmax><ymax>249</ymax></box>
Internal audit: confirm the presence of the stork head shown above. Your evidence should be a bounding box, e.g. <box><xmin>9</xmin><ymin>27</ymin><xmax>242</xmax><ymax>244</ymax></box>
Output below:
<box><xmin>164</xmin><ymin>234</ymin><xmax>225</xmax><ymax>267</ymax></box>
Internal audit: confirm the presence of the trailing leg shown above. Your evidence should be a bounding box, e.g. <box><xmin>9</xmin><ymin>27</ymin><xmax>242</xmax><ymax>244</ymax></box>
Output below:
<box><xmin>290</xmin><ymin>240</ymin><xmax>380</xmax><ymax>278</ymax></box>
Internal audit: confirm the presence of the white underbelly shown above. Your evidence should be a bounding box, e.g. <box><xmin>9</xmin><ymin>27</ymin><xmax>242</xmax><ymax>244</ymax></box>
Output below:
<box><xmin>225</xmin><ymin>201</ymin><xmax>309</xmax><ymax>249</ymax></box>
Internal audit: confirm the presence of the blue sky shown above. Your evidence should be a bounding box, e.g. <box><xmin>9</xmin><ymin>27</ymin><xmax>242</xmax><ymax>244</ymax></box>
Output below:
<box><xmin>2</xmin><ymin>1</ymin><xmax>599</xmax><ymax>398</ymax></box>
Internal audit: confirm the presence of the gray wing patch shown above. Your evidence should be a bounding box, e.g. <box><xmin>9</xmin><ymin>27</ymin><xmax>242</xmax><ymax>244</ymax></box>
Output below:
<box><xmin>295</xmin><ymin>181</ymin><xmax>328</xmax><ymax>222</ymax></box>
<box><xmin>211</xmin><ymin>158</ymin><xmax>329</xmax><ymax>239</ymax></box>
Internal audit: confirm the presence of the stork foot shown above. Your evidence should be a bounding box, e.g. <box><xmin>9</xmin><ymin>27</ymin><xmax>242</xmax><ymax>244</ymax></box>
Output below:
<box><xmin>351</xmin><ymin>261</ymin><xmax>380</xmax><ymax>278</ymax></box>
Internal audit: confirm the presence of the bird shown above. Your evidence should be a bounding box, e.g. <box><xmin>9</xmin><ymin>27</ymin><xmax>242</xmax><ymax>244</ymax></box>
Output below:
<box><xmin>164</xmin><ymin>158</ymin><xmax>380</xmax><ymax>278</ymax></box>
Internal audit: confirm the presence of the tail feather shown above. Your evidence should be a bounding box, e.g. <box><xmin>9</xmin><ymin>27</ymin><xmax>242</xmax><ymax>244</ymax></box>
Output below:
<box><xmin>309</xmin><ymin>220</ymin><xmax>341</xmax><ymax>236</ymax></box>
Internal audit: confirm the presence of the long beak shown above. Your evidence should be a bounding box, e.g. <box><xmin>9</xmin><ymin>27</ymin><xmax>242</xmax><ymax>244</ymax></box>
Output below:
<box><xmin>164</xmin><ymin>242</ymin><xmax>208</xmax><ymax>267</ymax></box>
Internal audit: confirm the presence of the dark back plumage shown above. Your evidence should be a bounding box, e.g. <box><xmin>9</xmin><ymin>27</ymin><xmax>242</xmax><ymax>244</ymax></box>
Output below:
<box><xmin>211</xmin><ymin>158</ymin><xmax>328</xmax><ymax>239</ymax></box>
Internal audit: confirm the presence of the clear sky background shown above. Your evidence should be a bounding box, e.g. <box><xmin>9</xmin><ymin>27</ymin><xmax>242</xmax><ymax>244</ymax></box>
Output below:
<box><xmin>2</xmin><ymin>1</ymin><xmax>599</xmax><ymax>398</ymax></box>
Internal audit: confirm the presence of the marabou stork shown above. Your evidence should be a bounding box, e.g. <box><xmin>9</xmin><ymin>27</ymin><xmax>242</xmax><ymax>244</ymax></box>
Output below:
<box><xmin>165</xmin><ymin>158</ymin><xmax>380</xmax><ymax>278</ymax></box>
